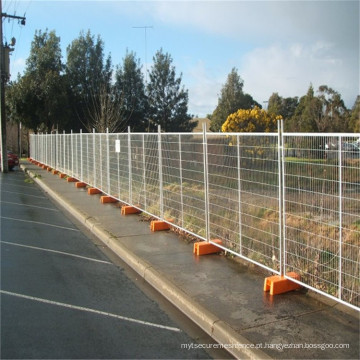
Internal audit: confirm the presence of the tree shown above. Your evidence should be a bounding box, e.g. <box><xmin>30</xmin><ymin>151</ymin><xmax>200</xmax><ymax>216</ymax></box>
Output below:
<box><xmin>349</xmin><ymin>96</ymin><xmax>360</xmax><ymax>132</ymax></box>
<box><xmin>66</xmin><ymin>30</ymin><xmax>118</xmax><ymax>132</ymax></box>
<box><xmin>7</xmin><ymin>30</ymin><xmax>68</xmax><ymax>132</ymax></box>
<box><xmin>147</xmin><ymin>49</ymin><xmax>195</xmax><ymax>132</ymax></box>
<box><xmin>287</xmin><ymin>85</ymin><xmax>350</xmax><ymax>132</ymax></box>
<box><xmin>221</xmin><ymin>106</ymin><xmax>281</xmax><ymax>133</ymax></box>
<box><xmin>210</xmin><ymin>68</ymin><xmax>260</xmax><ymax>131</ymax></box>
<box><xmin>268</xmin><ymin>92</ymin><xmax>298</xmax><ymax>127</ymax></box>
<box><xmin>316</xmin><ymin>85</ymin><xmax>350</xmax><ymax>132</ymax></box>
<box><xmin>114</xmin><ymin>51</ymin><xmax>148</xmax><ymax>132</ymax></box>
<box><xmin>287</xmin><ymin>85</ymin><xmax>319</xmax><ymax>132</ymax></box>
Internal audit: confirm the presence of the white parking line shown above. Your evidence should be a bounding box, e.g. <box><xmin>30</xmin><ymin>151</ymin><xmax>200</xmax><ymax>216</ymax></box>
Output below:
<box><xmin>1</xmin><ymin>190</ymin><xmax>47</xmax><ymax>199</ymax></box>
<box><xmin>0</xmin><ymin>241</ymin><xmax>112</xmax><ymax>265</ymax></box>
<box><xmin>0</xmin><ymin>216</ymin><xmax>79</xmax><ymax>232</ymax></box>
<box><xmin>0</xmin><ymin>178</ymin><xmax>31</xmax><ymax>184</ymax></box>
<box><xmin>0</xmin><ymin>290</ymin><xmax>182</xmax><ymax>333</ymax></box>
<box><xmin>0</xmin><ymin>200</ymin><xmax>58</xmax><ymax>211</ymax></box>
<box><xmin>0</xmin><ymin>182</ymin><xmax>40</xmax><ymax>189</ymax></box>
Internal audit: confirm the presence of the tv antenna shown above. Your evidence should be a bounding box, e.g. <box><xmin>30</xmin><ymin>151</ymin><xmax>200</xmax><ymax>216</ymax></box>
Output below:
<box><xmin>133</xmin><ymin>26</ymin><xmax>153</xmax><ymax>83</ymax></box>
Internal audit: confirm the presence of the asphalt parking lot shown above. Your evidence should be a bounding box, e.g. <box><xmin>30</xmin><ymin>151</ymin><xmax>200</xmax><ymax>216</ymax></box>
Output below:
<box><xmin>0</xmin><ymin>169</ymin><xmax>222</xmax><ymax>359</ymax></box>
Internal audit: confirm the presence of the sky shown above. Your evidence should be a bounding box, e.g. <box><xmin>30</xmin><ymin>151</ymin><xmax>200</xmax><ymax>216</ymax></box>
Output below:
<box><xmin>2</xmin><ymin>0</ymin><xmax>359</xmax><ymax>118</ymax></box>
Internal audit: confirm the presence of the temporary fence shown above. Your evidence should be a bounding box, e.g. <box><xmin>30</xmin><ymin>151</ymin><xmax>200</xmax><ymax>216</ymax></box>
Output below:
<box><xmin>29</xmin><ymin>124</ymin><xmax>360</xmax><ymax>311</ymax></box>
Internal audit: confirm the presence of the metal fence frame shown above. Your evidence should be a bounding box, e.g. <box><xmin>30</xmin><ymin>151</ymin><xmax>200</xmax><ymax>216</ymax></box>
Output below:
<box><xmin>29</xmin><ymin>124</ymin><xmax>360</xmax><ymax>311</ymax></box>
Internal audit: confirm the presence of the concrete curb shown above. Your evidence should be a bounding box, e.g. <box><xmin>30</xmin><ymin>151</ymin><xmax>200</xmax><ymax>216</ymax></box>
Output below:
<box><xmin>21</xmin><ymin>164</ymin><xmax>271</xmax><ymax>360</ymax></box>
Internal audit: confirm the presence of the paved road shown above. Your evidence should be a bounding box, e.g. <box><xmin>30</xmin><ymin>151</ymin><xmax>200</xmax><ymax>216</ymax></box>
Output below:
<box><xmin>0</xmin><ymin>169</ymin><xmax>224</xmax><ymax>359</ymax></box>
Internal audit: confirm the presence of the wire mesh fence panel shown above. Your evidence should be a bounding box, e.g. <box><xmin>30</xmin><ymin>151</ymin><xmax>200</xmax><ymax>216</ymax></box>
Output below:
<box><xmin>44</xmin><ymin>135</ymin><xmax>48</xmax><ymax>166</ymax></box>
<box><xmin>43</xmin><ymin>134</ymin><xmax>48</xmax><ymax>166</ymax></box>
<box><xmin>143</xmin><ymin>134</ymin><xmax>161</xmax><ymax>217</ymax></box>
<box><xmin>283</xmin><ymin>134</ymin><xmax>360</xmax><ymax>309</ymax></box>
<box><xmin>179</xmin><ymin>134</ymin><xmax>206</xmax><ymax>239</ymax></box>
<box><xmin>82</xmin><ymin>134</ymin><xmax>90</xmax><ymax>185</ymax></box>
<box><xmin>73</xmin><ymin>133</ymin><xmax>81</xmax><ymax>180</ymax></box>
<box><xmin>228</xmin><ymin>134</ymin><xmax>280</xmax><ymax>271</ymax></box>
<box><xmin>86</xmin><ymin>133</ymin><xmax>95</xmax><ymax>186</ymax></box>
<box><xmin>100</xmin><ymin>134</ymin><xmax>109</xmax><ymax>193</ymax></box>
<box><xmin>206</xmin><ymin>134</ymin><xmax>240</xmax><ymax>250</ymax></box>
<box><xmin>59</xmin><ymin>133</ymin><xmax>65</xmax><ymax>174</ymax></box>
<box><xmin>65</xmin><ymin>134</ymin><xmax>72</xmax><ymax>177</ymax></box>
<box><xmin>51</xmin><ymin>134</ymin><xmax>55</xmax><ymax>168</ymax></box>
<box><xmin>48</xmin><ymin>135</ymin><xmax>52</xmax><ymax>168</ymax></box>
<box><xmin>118</xmin><ymin>134</ymin><xmax>131</xmax><ymax>204</ymax></box>
<box><xmin>107</xmin><ymin>134</ymin><xmax>119</xmax><ymax>199</ymax></box>
<box><xmin>29</xmin><ymin>129</ymin><xmax>360</xmax><ymax>310</ymax></box>
<box><xmin>92</xmin><ymin>134</ymin><xmax>100</xmax><ymax>189</ymax></box>
<box><xmin>162</xmin><ymin>134</ymin><xmax>183</xmax><ymax>227</ymax></box>
<box><xmin>56</xmin><ymin>134</ymin><xmax>61</xmax><ymax>171</ymax></box>
<box><xmin>341</xmin><ymin>136</ymin><xmax>360</xmax><ymax>308</ymax></box>
<box><xmin>129</xmin><ymin>134</ymin><xmax>146</xmax><ymax>209</ymax></box>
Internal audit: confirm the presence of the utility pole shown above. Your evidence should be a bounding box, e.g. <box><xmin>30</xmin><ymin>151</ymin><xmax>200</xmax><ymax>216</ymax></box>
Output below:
<box><xmin>0</xmin><ymin>0</ymin><xmax>26</xmax><ymax>172</ymax></box>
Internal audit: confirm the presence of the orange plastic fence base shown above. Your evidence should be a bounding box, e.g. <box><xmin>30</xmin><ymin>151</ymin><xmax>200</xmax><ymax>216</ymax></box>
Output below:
<box><xmin>193</xmin><ymin>239</ymin><xmax>222</xmax><ymax>256</ymax></box>
<box><xmin>121</xmin><ymin>206</ymin><xmax>141</xmax><ymax>215</ymax></box>
<box><xmin>52</xmin><ymin>170</ymin><xmax>59</xmax><ymax>175</ymax></box>
<box><xmin>75</xmin><ymin>182</ymin><xmax>87</xmax><ymax>188</ymax></box>
<box><xmin>87</xmin><ymin>188</ymin><xmax>102</xmax><ymax>195</ymax></box>
<box><xmin>59</xmin><ymin>173</ymin><xmax>66</xmax><ymax>179</ymax></box>
<box><xmin>67</xmin><ymin>177</ymin><xmax>78</xmax><ymax>182</ymax></box>
<box><xmin>100</xmin><ymin>196</ymin><xmax>118</xmax><ymax>204</ymax></box>
<box><xmin>150</xmin><ymin>220</ymin><xmax>171</xmax><ymax>232</ymax></box>
<box><xmin>264</xmin><ymin>272</ymin><xmax>301</xmax><ymax>295</ymax></box>
<box><xmin>41</xmin><ymin>165</ymin><xmax>47</xmax><ymax>170</ymax></box>
<box><xmin>46</xmin><ymin>167</ymin><xmax>52</xmax><ymax>172</ymax></box>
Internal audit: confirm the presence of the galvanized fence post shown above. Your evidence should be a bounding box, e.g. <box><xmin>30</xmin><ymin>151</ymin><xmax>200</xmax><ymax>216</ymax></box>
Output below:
<box><xmin>236</xmin><ymin>134</ymin><xmax>242</xmax><ymax>254</ymax></box>
<box><xmin>80</xmin><ymin>129</ymin><xmax>83</xmax><ymax>181</ymax></box>
<box><xmin>75</xmin><ymin>131</ymin><xmax>78</xmax><ymax>178</ymax></box>
<box><xmin>100</xmin><ymin>132</ymin><xmax>103</xmax><ymax>190</ymax></box>
<box><xmin>45</xmin><ymin>132</ymin><xmax>47</xmax><ymax>166</ymax></box>
<box><xmin>86</xmin><ymin>132</ymin><xmax>89</xmax><ymax>183</ymax></box>
<box><xmin>128</xmin><ymin>127</ymin><xmax>132</xmax><ymax>204</ymax></box>
<box><xmin>117</xmin><ymin>133</ymin><xmax>120</xmax><ymax>199</ymax></box>
<box><xmin>50</xmin><ymin>133</ymin><xmax>52</xmax><ymax>166</ymax></box>
<box><xmin>41</xmin><ymin>133</ymin><xmax>43</xmax><ymax>163</ymax></box>
<box><xmin>202</xmin><ymin>122</ymin><xmax>210</xmax><ymax>241</ymax></box>
<box><xmin>178</xmin><ymin>133</ymin><xmax>184</xmax><ymax>228</ymax></box>
<box><xmin>53</xmin><ymin>132</ymin><xmax>56</xmax><ymax>168</ymax></box>
<box><xmin>71</xmin><ymin>130</ymin><xmax>74</xmax><ymax>177</ymax></box>
<box><xmin>63</xmin><ymin>130</ymin><xmax>65</xmax><ymax>174</ymax></box>
<box><xmin>50</xmin><ymin>132</ymin><xmax>52</xmax><ymax>167</ymax></box>
<box><xmin>338</xmin><ymin>135</ymin><xmax>343</xmax><ymax>301</ymax></box>
<box><xmin>106</xmin><ymin>128</ymin><xmax>110</xmax><ymax>194</ymax></box>
<box><xmin>279</xmin><ymin>120</ymin><xmax>285</xmax><ymax>276</ymax></box>
<box><xmin>55</xmin><ymin>130</ymin><xmax>58</xmax><ymax>170</ymax></box>
<box><xmin>158</xmin><ymin>125</ymin><xmax>164</xmax><ymax>219</ymax></box>
<box><xmin>93</xmin><ymin>129</ymin><xmax>96</xmax><ymax>188</ymax></box>
<box><xmin>142</xmin><ymin>133</ymin><xmax>146</xmax><ymax>210</ymax></box>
